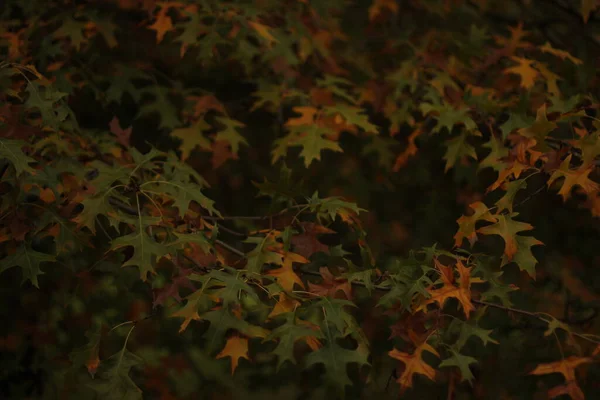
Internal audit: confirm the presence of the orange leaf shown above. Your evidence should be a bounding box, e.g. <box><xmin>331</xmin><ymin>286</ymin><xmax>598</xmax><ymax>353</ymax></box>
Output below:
<box><xmin>503</xmin><ymin>57</ymin><xmax>539</xmax><ymax>90</ymax></box>
<box><xmin>530</xmin><ymin>356</ymin><xmax>593</xmax><ymax>400</ymax></box>
<box><xmin>417</xmin><ymin>260</ymin><xmax>476</xmax><ymax>318</ymax></box>
<box><xmin>393</xmin><ymin>128</ymin><xmax>423</xmax><ymax>171</ymax></box>
<box><xmin>148</xmin><ymin>3</ymin><xmax>176</xmax><ymax>43</ymax></box>
<box><xmin>548</xmin><ymin>155</ymin><xmax>600</xmax><ymax>201</ymax></box>
<box><xmin>267</xmin><ymin>251</ymin><xmax>307</xmax><ymax>292</ymax></box>
<box><xmin>216</xmin><ymin>335</ymin><xmax>250</xmax><ymax>374</ymax></box>
<box><xmin>268</xmin><ymin>293</ymin><xmax>300</xmax><ymax>318</ymax></box>
<box><xmin>388</xmin><ymin>334</ymin><xmax>440</xmax><ymax>391</ymax></box>
<box><xmin>285</xmin><ymin>106</ymin><xmax>318</xmax><ymax>127</ymax></box>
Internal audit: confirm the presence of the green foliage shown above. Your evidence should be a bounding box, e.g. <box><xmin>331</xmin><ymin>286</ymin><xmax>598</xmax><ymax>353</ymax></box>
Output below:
<box><xmin>2</xmin><ymin>1</ymin><xmax>600</xmax><ymax>399</ymax></box>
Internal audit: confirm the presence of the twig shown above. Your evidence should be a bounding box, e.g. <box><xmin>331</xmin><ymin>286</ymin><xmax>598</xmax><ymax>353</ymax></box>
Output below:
<box><xmin>474</xmin><ymin>299</ymin><xmax>600</xmax><ymax>345</ymax></box>
<box><xmin>201</xmin><ymin>204</ymin><xmax>307</xmax><ymax>221</ymax></box>
<box><xmin>215</xmin><ymin>239</ymin><xmax>245</xmax><ymax>257</ymax></box>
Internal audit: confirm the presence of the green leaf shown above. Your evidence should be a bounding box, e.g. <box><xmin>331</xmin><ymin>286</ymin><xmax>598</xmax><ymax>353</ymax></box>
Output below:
<box><xmin>171</xmin><ymin>119</ymin><xmax>212</xmax><ymax>161</ymax></box>
<box><xmin>419</xmin><ymin>103</ymin><xmax>477</xmax><ymax>134</ymax></box>
<box><xmin>24</xmin><ymin>81</ymin><xmax>70</xmax><ymax>129</ymax></box>
<box><xmin>446</xmin><ymin>314</ymin><xmax>498</xmax><ymax>351</ymax></box>
<box><xmin>308</xmin><ymin>192</ymin><xmax>364</xmax><ymax>223</ymax></box>
<box><xmin>295</xmin><ymin>125</ymin><xmax>343</xmax><ymax>167</ymax></box>
<box><xmin>214</xmin><ymin>116</ymin><xmax>248</xmax><ymax>154</ymax></box>
<box><xmin>495</xmin><ymin>179</ymin><xmax>527</xmax><ymax>213</ymax></box>
<box><xmin>0</xmin><ymin>139</ymin><xmax>36</xmax><ymax>176</ymax></box>
<box><xmin>0</xmin><ymin>244</ymin><xmax>55</xmax><ymax>287</ymax></box>
<box><xmin>88</xmin><ymin>348</ymin><xmax>143</xmax><ymax>400</ymax></box>
<box><xmin>144</xmin><ymin>180</ymin><xmax>220</xmax><ymax>218</ymax></box>
<box><xmin>305</xmin><ymin>321</ymin><xmax>369</xmax><ymax>394</ymax></box>
<box><xmin>266</xmin><ymin>313</ymin><xmax>324</xmax><ymax>369</ymax></box>
<box><xmin>110</xmin><ymin>214</ymin><xmax>170</xmax><ymax>281</ymax></box>
<box><xmin>439</xmin><ymin>348</ymin><xmax>478</xmax><ymax>384</ymax></box>
<box><xmin>245</xmin><ymin>235</ymin><xmax>283</xmax><ymax>274</ymax></box>
<box><xmin>169</xmin><ymin>231</ymin><xmax>212</xmax><ymax>254</ymax></box>
<box><xmin>500</xmin><ymin>113</ymin><xmax>533</xmax><ymax>140</ymax></box>
<box><xmin>323</xmin><ymin>104</ymin><xmax>379</xmax><ymax>134</ymax></box>
<box><xmin>137</xmin><ymin>86</ymin><xmax>181</xmax><ymax>130</ymax></box>
<box><xmin>443</xmin><ymin>132</ymin><xmax>477</xmax><ymax>172</ymax></box>
<box><xmin>500</xmin><ymin>235</ymin><xmax>543</xmax><ymax>278</ymax></box>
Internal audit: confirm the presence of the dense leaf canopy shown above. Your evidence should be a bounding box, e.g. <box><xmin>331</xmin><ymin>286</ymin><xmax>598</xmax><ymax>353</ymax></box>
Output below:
<box><xmin>1</xmin><ymin>0</ymin><xmax>600</xmax><ymax>399</ymax></box>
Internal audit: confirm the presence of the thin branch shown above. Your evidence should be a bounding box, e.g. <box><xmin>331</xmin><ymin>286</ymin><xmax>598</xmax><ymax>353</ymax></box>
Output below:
<box><xmin>201</xmin><ymin>204</ymin><xmax>307</xmax><ymax>221</ymax></box>
<box><xmin>215</xmin><ymin>239</ymin><xmax>245</xmax><ymax>257</ymax></box>
<box><xmin>474</xmin><ymin>299</ymin><xmax>600</xmax><ymax>345</ymax></box>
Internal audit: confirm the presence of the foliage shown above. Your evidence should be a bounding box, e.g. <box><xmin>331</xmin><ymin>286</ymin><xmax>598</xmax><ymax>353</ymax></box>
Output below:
<box><xmin>1</xmin><ymin>0</ymin><xmax>600</xmax><ymax>399</ymax></box>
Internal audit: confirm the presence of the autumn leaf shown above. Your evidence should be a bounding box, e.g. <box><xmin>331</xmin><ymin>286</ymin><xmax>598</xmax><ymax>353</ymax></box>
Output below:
<box><xmin>388</xmin><ymin>332</ymin><xmax>440</xmax><ymax>391</ymax></box>
<box><xmin>290</xmin><ymin>222</ymin><xmax>335</xmax><ymax>258</ymax></box>
<box><xmin>547</xmin><ymin>155</ymin><xmax>599</xmax><ymax>201</ymax></box>
<box><xmin>454</xmin><ymin>202</ymin><xmax>497</xmax><ymax>247</ymax></box>
<box><xmin>216</xmin><ymin>335</ymin><xmax>250</xmax><ymax>374</ymax></box>
<box><xmin>267</xmin><ymin>251</ymin><xmax>307</xmax><ymax>292</ymax></box>
<box><xmin>581</xmin><ymin>0</ymin><xmax>599</xmax><ymax>23</ymax></box>
<box><xmin>539</xmin><ymin>41</ymin><xmax>583</xmax><ymax>65</ymax></box>
<box><xmin>503</xmin><ymin>57</ymin><xmax>539</xmax><ymax>89</ymax></box>
<box><xmin>530</xmin><ymin>356</ymin><xmax>593</xmax><ymax>400</ymax></box>
<box><xmin>268</xmin><ymin>293</ymin><xmax>300</xmax><ymax>318</ymax></box>
<box><xmin>109</xmin><ymin>116</ymin><xmax>132</xmax><ymax>147</ymax></box>
<box><xmin>477</xmin><ymin>213</ymin><xmax>535</xmax><ymax>261</ymax></box>
<box><xmin>417</xmin><ymin>259</ymin><xmax>476</xmax><ymax>318</ymax></box>
<box><xmin>148</xmin><ymin>3</ymin><xmax>174</xmax><ymax>43</ymax></box>
<box><xmin>308</xmin><ymin>267</ymin><xmax>352</xmax><ymax>299</ymax></box>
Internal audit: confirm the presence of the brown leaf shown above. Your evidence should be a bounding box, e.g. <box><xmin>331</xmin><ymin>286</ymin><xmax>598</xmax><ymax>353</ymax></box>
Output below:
<box><xmin>109</xmin><ymin>116</ymin><xmax>132</xmax><ymax>147</ymax></box>
<box><xmin>308</xmin><ymin>267</ymin><xmax>352</xmax><ymax>299</ymax></box>
<box><xmin>291</xmin><ymin>222</ymin><xmax>335</xmax><ymax>258</ymax></box>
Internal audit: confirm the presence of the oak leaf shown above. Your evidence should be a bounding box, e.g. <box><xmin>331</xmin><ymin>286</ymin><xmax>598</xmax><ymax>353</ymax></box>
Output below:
<box><xmin>454</xmin><ymin>202</ymin><xmax>496</xmax><ymax>247</ymax></box>
<box><xmin>503</xmin><ymin>57</ymin><xmax>538</xmax><ymax>89</ymax></box>
<box><xmin>216</xmin><ymin>335</ymin><xmax>250</xmax><ymax>374</ymax></box>
<box><xmin>529</xmin><ymin>356</ymin><xmax>593</xmax><ymax>400</ymax></box>
<box><xmin>547</xmin><ymin>155</ymin><xmax>599</xmax><ymax>201</ymax></box>
<box><xmin>477</xmin><ymin>213</ymin><xmax>535</xmax><ymax>261</ymax></box>
<box><xmin>417</xmin><ymin>259</ymin><xmax>476</xmax><ymax>318</ymax></box>
<box><xmin>388</xmin><ymin>334</ymin><xmax>440</xmax><ymax>391</ymax></box>
<box><xmin>308</xmin><ymin>267</ymin><xmax>352</xmax><ymax>299</ymax></box>
<box><xmin>267</xmin><ymin>251</ymin><xmax>307</xmax><ymax>292</ymax></box>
